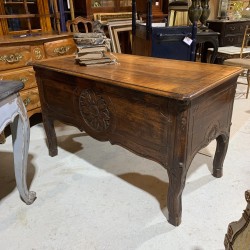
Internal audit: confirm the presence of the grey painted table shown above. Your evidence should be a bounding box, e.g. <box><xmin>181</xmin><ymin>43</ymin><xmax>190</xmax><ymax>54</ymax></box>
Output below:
<box><xmin>0</xmin><ymin>80</ymin><xmax>36</xmax><ymax>204</ymax></box>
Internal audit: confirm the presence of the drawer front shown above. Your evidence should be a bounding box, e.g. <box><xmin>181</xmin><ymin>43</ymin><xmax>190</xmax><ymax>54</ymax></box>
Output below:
<box><xmin>0</xmin><ymin>46</ymin><xmax>32</xmax><ymax>70</ymax></box>
<box><xmin>0</xmin><ymin>66</ymin><xmax>36</xmax><ymax>90</ymax></box>
<box><xmin>20</xmin><ymin>87</ymin><xmax>40</xmax><ymax>112</ymax></box>
<box><xmin>220</xmin><ymin>35</ymin><xmax>243</xmax><ymax>46</ymax></box>
<box><xmin>225</xmin><ymin>22</ymin><xmax>246</xmax><ymax>35</ymax></box>
<box><xmin>44</xmin><ymin>38</ymin><xmax>76</xmax><ymax>58</ymax></box>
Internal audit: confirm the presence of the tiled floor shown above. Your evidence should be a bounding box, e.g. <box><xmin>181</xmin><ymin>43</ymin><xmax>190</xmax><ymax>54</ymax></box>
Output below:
<box><xmin>0</xmin><ymin>82</ymin><xmax>249</xmax><ymax>250</ymax></box>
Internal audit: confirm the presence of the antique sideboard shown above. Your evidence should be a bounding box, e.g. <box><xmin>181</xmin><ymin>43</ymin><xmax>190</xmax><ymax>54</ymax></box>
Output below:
<box><xmin>0</xmin><ymin>33</ymin><xmax>76</xmax><ymax>118</ymax></box>
<box><xmin>207</xmin><ymin>19</ymin><xmax>250</xmax><ymax>47</ymax></box>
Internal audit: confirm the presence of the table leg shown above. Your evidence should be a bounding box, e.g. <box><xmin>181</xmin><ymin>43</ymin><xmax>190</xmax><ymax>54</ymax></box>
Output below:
<box><xmin>213</xmin><ymin>134</ymin><xmax>229</xmax><ymax>178</ymax></box>
<box><xmin>166</xmin><ymin>162</ymin><xmax>189</xmax><ymax>226</ymax></box>
<box><xmin>10</xmin><ymin>100</ymin><xmax>36</xmax><ymax>205</ymax></box>
<box><xmin>43</xmin><ymin>114</ymin><xmax>58</xmax><ymax>157</ymax></box>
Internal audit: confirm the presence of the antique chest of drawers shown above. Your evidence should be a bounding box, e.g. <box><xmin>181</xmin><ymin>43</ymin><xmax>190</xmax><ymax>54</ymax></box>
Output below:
<box><xmin>207</xmin><ymin>19</ymin><xmax>250</xmax><ymax>47</ymax></box>
<box><xmin>0</xmin><ymin>33</ymin><xmax>76</xmax><ymax>117</ymax></box>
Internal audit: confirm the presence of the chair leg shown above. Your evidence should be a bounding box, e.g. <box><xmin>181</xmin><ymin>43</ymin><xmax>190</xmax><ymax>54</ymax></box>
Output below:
<box><xmin>246</xmin><ymin>69</ymin><xmax>250</xmax><ymax>99</ymax></box>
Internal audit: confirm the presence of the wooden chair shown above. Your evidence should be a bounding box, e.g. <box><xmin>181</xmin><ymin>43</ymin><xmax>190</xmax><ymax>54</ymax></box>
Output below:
<box><xmin>66</xmin><ymin>16</ymin><xmax>93</xmax><ymax>33</ymax></box>
<box><xmin>224</xmin><ymin>190</ymin><xmax>250</xmax><ymax>250</ymax></box>
<box><xmin>0</xmin><ymin>80</ymin><xmax>36</xmax><ymax>205</ymax></box>
<box><xmin>218</xmin><ymin>26</ymin><xmax>250</xmax><ymax>98</ymax></box>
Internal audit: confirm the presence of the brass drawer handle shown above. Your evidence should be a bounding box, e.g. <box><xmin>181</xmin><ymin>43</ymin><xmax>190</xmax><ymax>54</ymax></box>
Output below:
<box><xmin>54</xmin><ymin>46</ymin><xmax>71</xmax><ymax>55</ymax></box>
<box><xmin>0</xmin><ymin>53</ymin><xmax>23</xmax><ymax>64</ymax></box>
<box><xmin>19</xmin><ymin>77</ymin><xmax>28</xmax><ymax>84</ymax></box>
<box><xmin>23</xmin><ymin>97</ymin><xmax>31</xmax><ymax>106</ymax></box>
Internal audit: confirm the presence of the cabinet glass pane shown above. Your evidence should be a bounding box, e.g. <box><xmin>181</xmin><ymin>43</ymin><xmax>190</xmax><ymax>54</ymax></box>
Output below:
<box><xmin>4</xmin><ymin>0</ymin><xmax>40</xmax><ymax>32</ymax></box>
<box><xmin>91</xmin><ymin>0</ymin><xmax>115</xmax><ymax>8</ymax></box>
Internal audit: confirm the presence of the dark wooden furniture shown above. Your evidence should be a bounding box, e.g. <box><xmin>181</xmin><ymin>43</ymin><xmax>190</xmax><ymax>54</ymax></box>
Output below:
<box><xmin>0</xmin><ymin>33</ymin><xmax>76</xmax><ymax>118</ymax></box>
<box><xmin>70</xmin><ymin>0</ymin><xmax>132</xmax><ymax>19</ymax></box>
<box><xmin>135</xmin><ymin>0</ymin><xmax>168</xmax><ymax>22</ymax></box>
<box><xmin>65</xmin><ymin>0</ymin><xmax>167</xmax><ymax>21</ymax></box>
<box><xmin>224</xmin><ymin>190</ymin><xmax>250</xmax><ymax>249</ymax></box>
<box><xmin>0</xmin><ymin>80</ymin><xmax>36</xmax><ymax>204</ymax></box>
<box><xmin>32</xmin><ymin>54</ymin><xmax>241</xmax><ymax>226</ymax></box>
<box><xmin>196</xmin><ymin>29</ymin><xmax>219</xmax><ymax>63</ymax></box>
<box><xmin>207</xmin><ymin>19</ymin><xmax>250</xmax><ymax>47</ymax></box>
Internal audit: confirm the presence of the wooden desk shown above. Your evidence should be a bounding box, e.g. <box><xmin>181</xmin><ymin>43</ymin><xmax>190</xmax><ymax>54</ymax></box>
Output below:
<box><xmin>32</xmin><ymin>54</ymin><xmax>242</xmax><ymax>226</ymax></box>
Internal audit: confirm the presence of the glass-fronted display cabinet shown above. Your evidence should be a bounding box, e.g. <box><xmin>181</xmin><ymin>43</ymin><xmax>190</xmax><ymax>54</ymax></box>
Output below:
<box><xmin>0</xmin><ymin>0</ymin><xmax>58</xmax><ymax>35</ymax></box>
<box><xmin>73</xmin><ymin>0</ymin><xmax>132</xmax><ymax>19</ymax></box>
<box><xmin>70</xmin><ymin>0</ymin><xmax>167</xmax><ymax>21</ymax></box>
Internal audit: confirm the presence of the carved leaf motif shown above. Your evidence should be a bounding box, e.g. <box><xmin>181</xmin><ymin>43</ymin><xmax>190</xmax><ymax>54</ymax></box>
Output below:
<box><xmin>245</xmin><ymin>190</ymin><xmax>250</xmax><ymax>203</ymax></box>
<box><xmin>0</xmin><ymin>53</ymin><xmax>23</xmax><ymax>64</ymax></box>
<box><xmin>181</xmin><ymin>116</ymin><xmax>187</xmax><ymax>130</ymax></box>
<box><xmin>228</xmin><ymin>225</ymin><xmax>233</xmax><ymax>238</ymax></box>
<box><xmin>79</xmin><ymin>89</ymin><xmax>110</xmax><ymax>132</ymax></box>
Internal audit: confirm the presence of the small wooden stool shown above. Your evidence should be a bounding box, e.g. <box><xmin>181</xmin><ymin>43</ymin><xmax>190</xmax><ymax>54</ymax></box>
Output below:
<box><xmin>0</xmin><ymin>80</ymin><xmax>36</xmax><ymax>204</ymax></box>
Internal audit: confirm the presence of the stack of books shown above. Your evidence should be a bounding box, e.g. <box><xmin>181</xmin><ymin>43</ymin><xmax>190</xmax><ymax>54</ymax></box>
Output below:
<box><xmin>73</xmin><ymin>33</ymin><xmax>116</xmax><ymax>66</ymax></box>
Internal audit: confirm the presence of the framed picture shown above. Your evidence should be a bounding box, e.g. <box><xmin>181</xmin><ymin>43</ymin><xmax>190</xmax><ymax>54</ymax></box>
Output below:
<box><xmin>218</xmin><ymin>0</ymin><xmax>229</xmax><ymax>19</ymax></box>
<box><xmin>107</xmin><ymin>21</ymin><xmax>132</xmax><ymax>53</ymax></box>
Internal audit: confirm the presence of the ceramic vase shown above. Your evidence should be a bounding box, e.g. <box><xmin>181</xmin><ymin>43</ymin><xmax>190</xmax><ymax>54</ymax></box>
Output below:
<box><xmin>188</xmin><ymin>0</ymin><xmax>203</xmax><ymax>24</ymax></box>
<box><xmin>199</xmin><ymin>0</ymin><xmax>210</xmax><ymax>30</ymax></box>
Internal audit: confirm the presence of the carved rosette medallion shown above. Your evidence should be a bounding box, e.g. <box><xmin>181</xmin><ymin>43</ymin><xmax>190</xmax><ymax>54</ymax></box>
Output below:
<box><xmin>79</xmin><ymin>89</ymin><xmax>111</xmax><ymax>132</ymax></box>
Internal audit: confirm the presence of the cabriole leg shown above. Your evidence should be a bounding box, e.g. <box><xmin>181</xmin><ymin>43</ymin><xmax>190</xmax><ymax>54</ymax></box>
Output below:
<box><xmin>166</xmin><ymin>162</ymin><xmax>188</xmax><ymax>226</ymax></box>
<box><xmin>10</xmin><ymin>112</ymin><xmax>36</xmax><ymax>205</ymax></box>
<box><xmin>213</xmin><ymin>134</ymin><xmax>229</xmax><ymax>178</ymax></box>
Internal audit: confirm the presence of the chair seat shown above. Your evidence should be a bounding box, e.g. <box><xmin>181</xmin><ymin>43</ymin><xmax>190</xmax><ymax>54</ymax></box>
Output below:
<box><xmin>0</xmin><ymin>80</ymin><xmax>24</xmax><ymax>101</ymax></box>
<box><xmin>224</xmin><ymin>58</ymin><xmax>250</xmax><ymax>69</ymax></box>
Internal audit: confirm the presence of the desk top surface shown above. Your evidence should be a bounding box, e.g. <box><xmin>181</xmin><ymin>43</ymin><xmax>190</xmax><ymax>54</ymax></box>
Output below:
<box><xmin>32</xmin><ymin>53</ymin><xmax>242</xmax><ymax>100</ymax></box>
